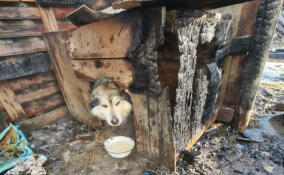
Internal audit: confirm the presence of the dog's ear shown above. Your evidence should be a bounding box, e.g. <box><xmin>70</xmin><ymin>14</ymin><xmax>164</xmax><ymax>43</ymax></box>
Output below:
<box><xmin>89</xmin><ymin>80</ymin><xmax>98</xmax><ymax>92</ymax></box>
<box><xmin>120</xmin><ymin>89</ymin><xmax>132</xmax><ymax>104</ymax></box>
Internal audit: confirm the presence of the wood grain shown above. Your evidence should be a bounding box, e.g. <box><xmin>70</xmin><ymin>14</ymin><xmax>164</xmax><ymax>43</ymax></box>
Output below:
<box><xmin>0</xmin><ymin>7</ymin><xmax>74</xmax><ymax>20</ymax></box>
<box><xmin>7</xmin><ymin>72</ymin><xmax>56</xmax><ymax>91</ymax></box>
<box><xmin>23</xmin><ymin>95</ymin><xmax>65</xmax><ymax>117</ymax></box>
<box><xmin>130</xmin><ymin>89</ymin><xmax>176</xmax><ymax>171</ymax></box>
<box><xmin>71</xmin><ymin>59</ymin><xmax>133</xmax><ymax>89</ymax></box>
<box><xmin>0</xmin><ymin>24</ymin><xmax>75</xmax><ymax>39</ymax></box>
<box><xmin>0</xmin><ymin>85</ymin><xmax>60</xmax><ymax>111</ymax></box>
<box><xmin>65</xmin><ymin>10</ymin><xmax>144</xmax><ymax>58</ymax></box>
<box><xmin>0</xmin><ymin>81</ymin><xmax>25</xmax><ymax>122</ymax></box>
<box><xmin>42</xmin><ymin>31</ymin><xmax>102</xmax><ymax>129</ymax></box>
<box><xmin>0</xmin><ymin>37</ymin><xmax>46</xmax><ymax>57</ymax></box>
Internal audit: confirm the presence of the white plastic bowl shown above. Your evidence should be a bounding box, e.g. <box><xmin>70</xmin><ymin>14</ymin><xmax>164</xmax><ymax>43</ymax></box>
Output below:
<box><xmin>104</xmin><ymin>136</ymin><xmax>135</xmax><ymax>158</ymax></box>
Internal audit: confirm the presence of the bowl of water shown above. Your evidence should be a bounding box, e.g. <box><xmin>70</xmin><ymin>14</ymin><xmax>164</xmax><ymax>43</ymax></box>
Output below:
<box><xmin>104</xmin><ymin>136</ymin><xmax>135</xmax><ymax>158</ymax></box>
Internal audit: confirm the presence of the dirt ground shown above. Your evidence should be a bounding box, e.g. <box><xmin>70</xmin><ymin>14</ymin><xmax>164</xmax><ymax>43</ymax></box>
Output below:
<box><xmin>2</xmin><ymin>64</ymin><xmax>283</xmax><ymax>175</ymax></box>
<box><xmin>19</xmin><ymin>64</ymin><xmax>283</xmax><ymax>175</ymax></box>
<box><xmin>174</xmin><ymin>81</ymin><xmax>284</xmax><ymax>175</ymax></box>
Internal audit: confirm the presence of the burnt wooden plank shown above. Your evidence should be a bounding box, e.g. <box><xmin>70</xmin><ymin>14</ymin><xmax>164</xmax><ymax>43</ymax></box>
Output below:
<box><xmin>71</xmin><ymin>59</ymin><xmax>133</xmax><ymax>89</ymax></box>
<box><xmin>19</xmin><ymin>106</ymin><xmax>67</xmax><ymax>133</ymax></box>
<box><xmin>130</xmin><ymin>89</ymin><xmax>175</xmax><ymax>171</ymax></box>
<box><xmin>64</xmin><ymin>9</ymin><xmax>144</xmax><ymax>59</ymax></box>
<box><xmin>16</xmin><ymin>85</ymin><xmax>60</xmax><ymax>105</ymax></box>
<box><xmin>0</xmin><ymin>53</ymin><xmax>51</xmax><ymax>80</ymax></box>
<box><xmin>42</xmin><ymin>31</ymin><xmax>102</xmax><ymax>129</ymax></box>
<box><xmin>234</xmin><ymin>0</ymin><xmax>282</xmax><ymax>130</ymax></box>
<box><xmin>0</xmin><ymin>81</ymin><xmax>25</xmax><ymax>122</ymax></box>
<box><xmin>0</xmin><ymin>37</ymin><xmax>47</xmax><ymax>57</ymax></box>
<box><xmin>0</xmin><ymin>24</ymin><xmax>75</xmax><ymax>39</ymax></box>
<box><xmin>7</xmin><ymin>72</ymin><xmax>56</xmax><ymax>91</ymax></box>
<box><xmin>221</xmin><ymin>1</ymin><xmax>259</xmax><ymax>106</ymax></box>
<box><xmin>172</xmin><ymin>11</ymin><xmax>229</xmax><ymax>153</ymax></box>
<box><xmin>23</xmin><ymin>95</ymin><xmax>65</xmax><ymax>118</ymax></box>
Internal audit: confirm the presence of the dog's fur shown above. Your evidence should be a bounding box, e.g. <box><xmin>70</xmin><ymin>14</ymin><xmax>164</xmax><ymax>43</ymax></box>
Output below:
<box><xmin>89</xmin><ymin>78</ymin><xmax>132</xmax><ymax>127</ymax></box>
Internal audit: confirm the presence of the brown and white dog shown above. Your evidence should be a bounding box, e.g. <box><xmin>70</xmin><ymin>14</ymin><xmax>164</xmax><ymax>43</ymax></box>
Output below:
<box><xmin>89</xmin><ymin>78</ymin><xmax>132</xmax><ymax>127</ymax></box>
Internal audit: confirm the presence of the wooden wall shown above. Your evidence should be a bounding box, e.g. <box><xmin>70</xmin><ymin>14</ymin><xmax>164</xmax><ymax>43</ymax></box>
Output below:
<box><xmin>0</xmin><ymin>0</ymin><xmax>75</xmax><ymax>132</ymax></box>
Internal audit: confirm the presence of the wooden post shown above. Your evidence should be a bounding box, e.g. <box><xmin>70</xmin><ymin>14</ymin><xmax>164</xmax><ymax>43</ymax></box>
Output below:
<box><xmin>130</xmin><ymin>89</ymin><xmax>176</xmax><ymax>171</ymax></box>
<box><xmin>234</xmin><ymin>0</ymin><xmax>283</xmax><ymax>130</ymax></box>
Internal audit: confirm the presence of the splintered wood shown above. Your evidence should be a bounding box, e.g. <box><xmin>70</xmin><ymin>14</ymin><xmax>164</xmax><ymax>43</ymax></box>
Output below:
<box><xmin>0</xmin><ymin>82</ymin><xmax>25</xmax><ymax>122</ymax></box>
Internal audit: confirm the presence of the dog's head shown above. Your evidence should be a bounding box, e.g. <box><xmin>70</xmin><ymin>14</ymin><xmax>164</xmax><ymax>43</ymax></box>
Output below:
<box><xmin>89</xmin><ymin>78</ymin><xmax>132</xmax><ymax>126</ymax></box>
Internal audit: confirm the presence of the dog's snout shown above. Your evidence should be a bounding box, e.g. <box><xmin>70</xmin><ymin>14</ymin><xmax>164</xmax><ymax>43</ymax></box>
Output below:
<box><xmin>111</xmin><ymin>117</ymin><xmax>119</xmax><ymax>125</ymax></box>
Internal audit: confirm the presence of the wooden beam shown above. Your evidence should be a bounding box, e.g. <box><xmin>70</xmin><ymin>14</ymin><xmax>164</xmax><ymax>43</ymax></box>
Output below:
<box><xmin>2</xmin><ymin>95</ymin><xmax>65</xmax><ymax>118</ymax></box>
<box><xmin>23</xmin><ymin>95</ymin><xmax>65</xmax><ymax>118</ymax></box>
<box><xmin>42</xmin><ymin>31</ymin><xmax>102</xmax><ymax>129</ymax></box>
<box><xmin>7</xmin><ymin>72</ymin><xmax>55</xmax><ymax>91</ymax></box>
<box><xmin>0</xmin><ymin>7</ymin><xmax>40</xmax><ymax>20</ymax></box>
<box><xmin>71</xmin><ymin>59</ymin><xmax>133</xmax><ymax>89</ymax></box>
<box><xmin>38</xmin><ymin>6</ymin><xmax>59</xmax><ymax>32</ymax></box>
<box><xmin>234</xmin><ymin>0</ymin><xmax>283</xmax><ymax>130</ymax></box>
<box><xmin>0</xmin><ymin>25</ymin><xmax>43</xmax><ymax>39</ymax></box>
<box><xmin>0</xmin><ymin>53</ymin><xmax>51</xmax><ymax>80</ymax></box>
<box><xmin>0</xmin><ymin>81</ymin><xmax>25</xmax><ymax>122</ymax></box>
<box><xmin>221</xmin><ymin>1</ymin><xmax>259</xmax><ymax>106</ymax></box>
<box><xmin>0</xmin><ymin>24</ymin><xmax>75</xmax><ymax>39</ymax></box>
<box><xmin>0</xmin><ymin>7</ymin><xmax>73</xmax><ymax>20</ymax></box>
<box><xmin>19</xmin><ymin>106</ymin><xmax>67</xmax><ymax>133</ymax></box>
<box><xmin>0</xmin><ymin>37</ymin><xmax>47</xmax><ymax>57</ymax></box>
<box><xmin>64</xmin><ymin>9</ymin><xmax>144</xmax><ymax>59</ymax></box>
<box><xmin>16</xmin><ymin>85</ymin><xmax>60</xmax><ymax>105</ymax></box>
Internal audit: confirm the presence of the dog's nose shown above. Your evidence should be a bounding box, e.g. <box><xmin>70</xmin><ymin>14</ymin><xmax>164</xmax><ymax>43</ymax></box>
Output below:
<box><xmin>111</xmin><ymin>117</ymin><xmax>119</xmax><ymax>125</ymax></box>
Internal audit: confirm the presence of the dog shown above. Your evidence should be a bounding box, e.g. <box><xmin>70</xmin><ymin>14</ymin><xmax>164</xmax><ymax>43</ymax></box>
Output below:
<box><xmin>89</xmin><ymin>78</ymin><xmax>132</xmax><ymax>127</ymax></box>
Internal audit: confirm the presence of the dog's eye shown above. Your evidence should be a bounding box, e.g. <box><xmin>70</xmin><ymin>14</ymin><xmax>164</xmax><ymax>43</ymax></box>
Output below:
<box><xmin>101</xmin><ymin>105</ymin><xmax>108</xmax><ymax>108</ymax></box>
<box><xmin>115</xmin><ymin>101</ymin><xmax>120</xmax><ymax>106</ymax></box>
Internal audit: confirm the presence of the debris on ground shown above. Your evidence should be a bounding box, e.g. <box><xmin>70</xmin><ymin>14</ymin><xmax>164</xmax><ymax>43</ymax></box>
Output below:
<box><xmin>5</xmin><ymin>154</ymin><xmax>47</xmax><ymax>175</ymax></box>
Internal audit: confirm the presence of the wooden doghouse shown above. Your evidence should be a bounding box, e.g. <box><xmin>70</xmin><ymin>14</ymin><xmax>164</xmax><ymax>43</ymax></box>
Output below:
<box><xmin>0</xmin><ymin>0</ymin><xmax>282</xmax><ymax>173</ymax></box>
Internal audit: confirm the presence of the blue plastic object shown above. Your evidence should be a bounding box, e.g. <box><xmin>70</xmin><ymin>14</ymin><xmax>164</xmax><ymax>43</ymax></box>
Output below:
<box><xmin>0</xmin><ymin>124</ymin><xmax>33</xmax><ymax>173</ymax></box>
